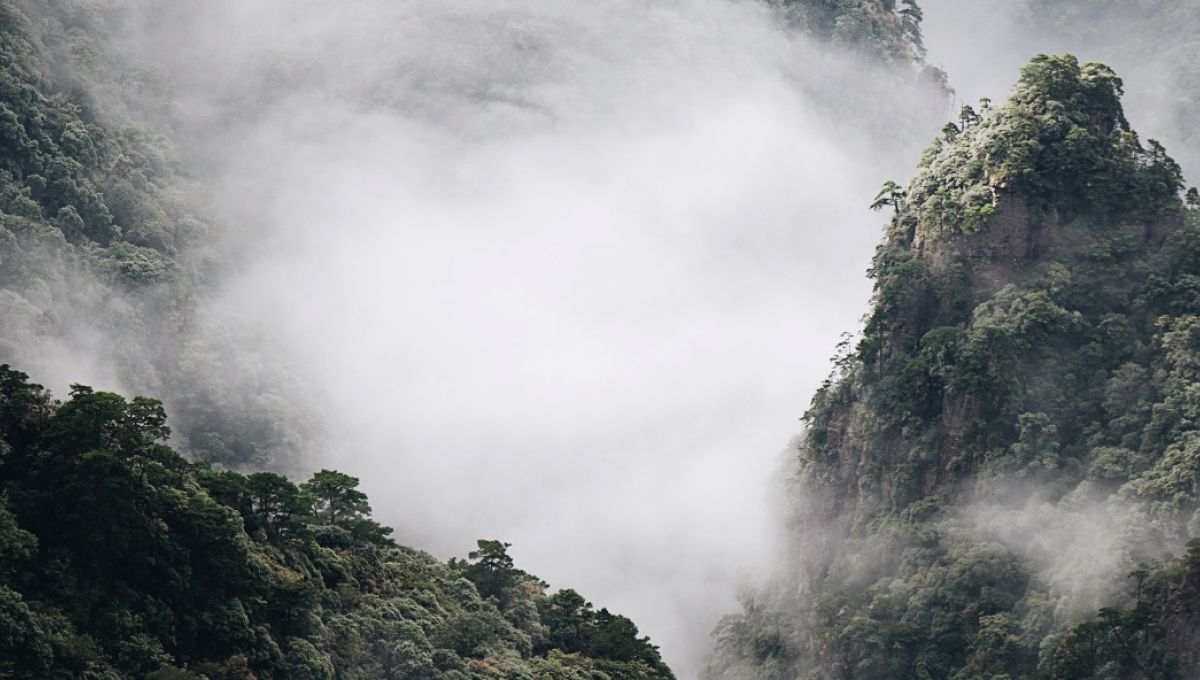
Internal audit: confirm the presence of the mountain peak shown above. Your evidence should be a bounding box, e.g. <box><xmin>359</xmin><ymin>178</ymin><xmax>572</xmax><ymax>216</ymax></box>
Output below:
<box><xmin>895</xmin><ymin>54</ymin><xmax>1183</xmax><ymax>256</ymax></box>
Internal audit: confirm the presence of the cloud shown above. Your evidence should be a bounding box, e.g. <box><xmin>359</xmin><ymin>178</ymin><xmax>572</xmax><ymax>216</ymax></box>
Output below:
<box><xmin>963</xmin><ymin>482</ymin><xmax>1175</xmax><ymax>621</ymax></box>
<box><xmin>58</xmin><ymin>0</ymin><xmax>947</xmax><ymax>673</ymax></box>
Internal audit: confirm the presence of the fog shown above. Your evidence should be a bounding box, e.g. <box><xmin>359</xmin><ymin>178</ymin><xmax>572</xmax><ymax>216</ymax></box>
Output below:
<box><xmin>964</xmin><ymin>483</ymin><xmax>1177</xmax><ymax>622</ymax></box>
<box><xmin>9</xmin><ymin>0</ymin><xmax>1200</xmax><ymax>675</ymax></box>
<box><xmin>104</xmin><ymin>0</ymin><xmax>946</xmax><ymax>675</ymax></box>
<box><xmin>917</xmin><ymin>0</ymin><xmax>1200</xmax><ymax>620</ymax></box>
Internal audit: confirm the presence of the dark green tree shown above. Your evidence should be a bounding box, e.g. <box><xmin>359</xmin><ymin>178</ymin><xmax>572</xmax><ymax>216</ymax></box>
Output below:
<box><xmin>870</xmin><ymin>180</ymin><xmax>907</xmax><ymax>215</ymax></box>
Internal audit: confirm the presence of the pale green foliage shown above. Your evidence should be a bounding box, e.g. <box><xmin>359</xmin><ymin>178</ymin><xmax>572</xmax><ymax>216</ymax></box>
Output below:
<box><xmin>776</xmin><ymin>0</ymin><xmax>926</xmax><ymax>61</ymax></box>
<box><xmin>906</xmin><ymin>55</ymin><xmax>1183</xmax><ymax>240</ymax></box>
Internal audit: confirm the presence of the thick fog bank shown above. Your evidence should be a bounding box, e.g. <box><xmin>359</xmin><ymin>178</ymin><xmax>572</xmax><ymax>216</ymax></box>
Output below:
<box><xmin>116</xmin><ymin>0</ymin><xmax>946</xmax><ymax>674</ymax></box>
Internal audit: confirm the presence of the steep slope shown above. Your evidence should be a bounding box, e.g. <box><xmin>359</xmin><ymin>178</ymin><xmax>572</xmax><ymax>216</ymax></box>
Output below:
<box><xmin>775</xmin><ymin>0</ymin><xmax>926</xmax><ymax>62</ymax></box>
<box><xmin>707</xmin><ymin>54</ymin><xmax>1200</xmax><ymax>679</ymax></box>
<box><xmin>1016</xmin><ymin>0</ymin><xmax>1200</xmax><ymax>176</ymax></box>
<box><xmin>0</xmin><ymin>0</ymin><xmax>315</xmax><ymax>470</ymax></box>
<box><xmin>0</xmin><ymin>364</ymin><xmax>674</xmax><ymax>679</ymax></box>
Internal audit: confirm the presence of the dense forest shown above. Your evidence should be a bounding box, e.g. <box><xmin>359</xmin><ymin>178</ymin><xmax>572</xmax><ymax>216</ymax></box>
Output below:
<box><xmin>0</xmin><ymin>0</ymin><xmax>314</xmax><ymax>471</ymax></box>
<box><xmin>705</xmin><ymin>53</ymin><xmax>1200</xmax><ymax>680</ymax></box>
<box><xmin>1018</xmin><ymin>0</ymin><xmax>1200</xmax><ymax>174</ymax></box>
<box><xmin>0</xmin><ymin>365</ymin><xmax>674</xmax><ymax>679</ymax></box>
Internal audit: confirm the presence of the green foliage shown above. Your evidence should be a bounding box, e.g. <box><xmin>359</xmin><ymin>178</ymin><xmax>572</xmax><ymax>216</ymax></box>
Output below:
<box><xmin>533</xmin><ymin>590</ymin><xmax>675</xmax><ymax>680</ymax></box>
<box><xmin>0</xmin><ymin>364</ymin><xmax>674</xmax><ymax>679</ymax></box>
<box><xmin>709</xmin><ymin>56</ymin><xmax>1200</xmax><ymax>680</ymax></box>
<box><xmin>452</xmin><ymin>540</ymin><xmax>527</xmax><ymax>605</ymax></box>
<box><xmin>0</xmin><ymin>0</ymin><xmax>316</xmax><ymax>471</ymax></box>
<box><xmin>906</xmin><ymin>55</ymin><xmax>1184</xmax><ymax>241</ymax></box>
<box><xmin>1042</xmin><ymin>543</ymin><xmax>1200</xmax><ymax>679</ymax></box>
<box><xmin>775</xmin><ymin>0</ymin><xmax>926</xmax><ymax>62</ymax></box>
<box><xmin>1018</xmin><ymin>0</ymin><xmax>1200</xmax><ymax>175</ymax></box>
<box><xmin>870</xmin><ymin>179</ymin><xmax>907</xmax><ymax>214</ymax></box>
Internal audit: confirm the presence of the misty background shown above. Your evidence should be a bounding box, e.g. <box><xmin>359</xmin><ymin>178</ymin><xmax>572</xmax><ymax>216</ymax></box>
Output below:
<box><xmin>123</xmin><ymin>1</ymin><xmax>946</xmax><ymax>675</ymax></box>
<box><xmin>6</xmin><ymin>0</ymin><xmax>1199</xmax><ymax>677</ymax></box>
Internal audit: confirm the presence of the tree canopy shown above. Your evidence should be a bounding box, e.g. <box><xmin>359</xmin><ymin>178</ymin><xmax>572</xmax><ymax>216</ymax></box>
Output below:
<box><xmin>0</xmin><ymin>365</ymin><xmax>674</xmax><ymax>679</ymax></box>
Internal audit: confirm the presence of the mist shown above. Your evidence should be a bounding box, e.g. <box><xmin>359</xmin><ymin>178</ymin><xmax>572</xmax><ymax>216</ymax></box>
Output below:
<box><xmin>10</xmin><ymin>0</ymin><xmax>1200</xmax><ymax>676</ymax></box>
<box><xmin>95</xmin><ymin>0</ymin><xmax>949</xmax><ymax>674</ymax></box>
<box><xmin>916</xmin><ymin>0</ymin><xmax>1200</xmax><ymax>624</ymax></box>
<box><xmin>964</xmin><ymin>482</ymin><xmax>1177</xmax><ymax>621</ymax></box>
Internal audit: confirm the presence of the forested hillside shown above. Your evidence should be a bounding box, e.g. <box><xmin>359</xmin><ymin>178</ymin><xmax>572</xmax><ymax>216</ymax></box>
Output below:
<box><xmin>0</xmin><ymin>2</ymin><xmax>946</xmax><ymax>678</ymax></box>
<box><xmin>0</xmin><ymin>3</ymin><xmax>684</xmax><ymax>678</ymax></box>
<box><xmin>706</xmin><ymin>54</ymin><xmax>1200</xmax><ymax>679</ymax></box>
<box><xmin>0</xmin><ymin>365</ymin><xmax>674</xmax><ymax>679</ymax></box>
<box><xmin>1021</xmin><ymin>0</ymin><xmax>1200</xmax><ymax>174</ymax></box>
<box><xmin>775</xmin><ymin>0</ymin><xmax>925</xmax><ymax>62</ymax></box>
<box><xmin>0</xmin><ymin>0</ymin><xmax>313</xmax><ymax>471</ymax></box>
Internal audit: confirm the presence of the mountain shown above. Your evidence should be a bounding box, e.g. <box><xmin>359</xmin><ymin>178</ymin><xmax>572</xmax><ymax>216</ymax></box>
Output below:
<box><xmin>706</xmin><ymin>54</ymin><xmax>1200</xmax><ymax>679</ymax></box>
<box><xmin>0</xmin><ymin>2</ymin><xmax>941</xmax><ymax>678</ymax></box>
<box><xmin>0</xmin><ymin>0</ymin><xmax>316</xmax><ymax>471</ymax></box>
<box><xmin>0</xmin><ymin>365</ymin><xmax>675</xmax><ymax>679</ymax></box>
<box><xmin>13</xmin><ymin>1</ymin><xmax>1200</xmax><ymax>679</ymax></box>
<box><xmin>0</xmin><ymin>5</ymin><xmax>680</xmax><ymax>677</ymax></box>
<box><xmin>775</xmin><ymin>0</ymin><xmax>925</xmax><ymax>62</ymax></box>
<box><xmin>1019</xmin><ymin>0</ymin><xmax>1200</xmax><ymax>176</ymax></box>
<box><xmin>0</xmin><ymin>0</ymin><xmax>939</xmax><ymax>477</ymax></box>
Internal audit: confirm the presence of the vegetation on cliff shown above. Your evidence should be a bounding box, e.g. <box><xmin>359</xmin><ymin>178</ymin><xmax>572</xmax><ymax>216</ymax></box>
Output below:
<box><xmin>707</xmin><ymin>54</ymin><xmax>1200</xmax><ymax>680</ymax></box>
<box><xmin>1020</xmin><ymin>0</ymin><xmax>1200</xmax><ymax>175</ymax></box>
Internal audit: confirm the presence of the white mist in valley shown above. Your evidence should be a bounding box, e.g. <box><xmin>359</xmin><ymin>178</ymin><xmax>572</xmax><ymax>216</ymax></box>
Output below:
<box><xmin>10</xmin><ymin>1</ymin><xmax>1200</xmax><ymax>675</ymax></box>
<box><xmin>102</xmin><ymin>0</ymin><xmax>947</xmax><ymax>674</ymax></box>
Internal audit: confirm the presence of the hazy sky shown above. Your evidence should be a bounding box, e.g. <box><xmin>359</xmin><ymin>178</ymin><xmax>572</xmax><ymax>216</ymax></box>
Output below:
<box><xmin>138</xmin><ymin>1</ymin><xmax>944</xmax><ymax>674</ymax></box>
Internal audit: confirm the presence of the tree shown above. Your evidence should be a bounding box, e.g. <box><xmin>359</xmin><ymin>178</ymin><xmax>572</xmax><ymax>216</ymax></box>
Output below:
<box><xmin>958</xmin><ymin>104</ymin><xmax>979</xmax><ymax>130</ymax></box>
<box><xmin>870</xmin><ymin>180</ymin><xmax>907</xmax><ymax>216</ymax></box>
<box><xmin>539</xmin><ymin>589</ymin><xmax>592</xmax><ymax>653</ymax></box>
<box><xmin>456</xmin><ymin>539</ymin><xmax>522</xmax><ymax>603</ymax></box>
<box><xmin>300</xmin><ymin>469</ymin><xmax>371</xmax><ymax>526</ymax></box>
<box><xmin>299</xmin><ymin>469</ymin><xmax>392</xmax><ymax>546</ymax></box>
<box><xmin>246</xmin><ymin>472</ymin><xmax>311</xmax><ymax>543</ymax></box>
<box><xmin>46</xmin><ymin>386</ymin><xmax>170</xmax><ymax>456</ymax></box>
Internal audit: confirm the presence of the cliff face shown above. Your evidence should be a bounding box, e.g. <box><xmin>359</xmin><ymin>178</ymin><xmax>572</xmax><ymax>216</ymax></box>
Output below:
<box><xmin>708</xmin><ymin>54</ymin><xmax>1200</xmax><ymax>680</ymax></box>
